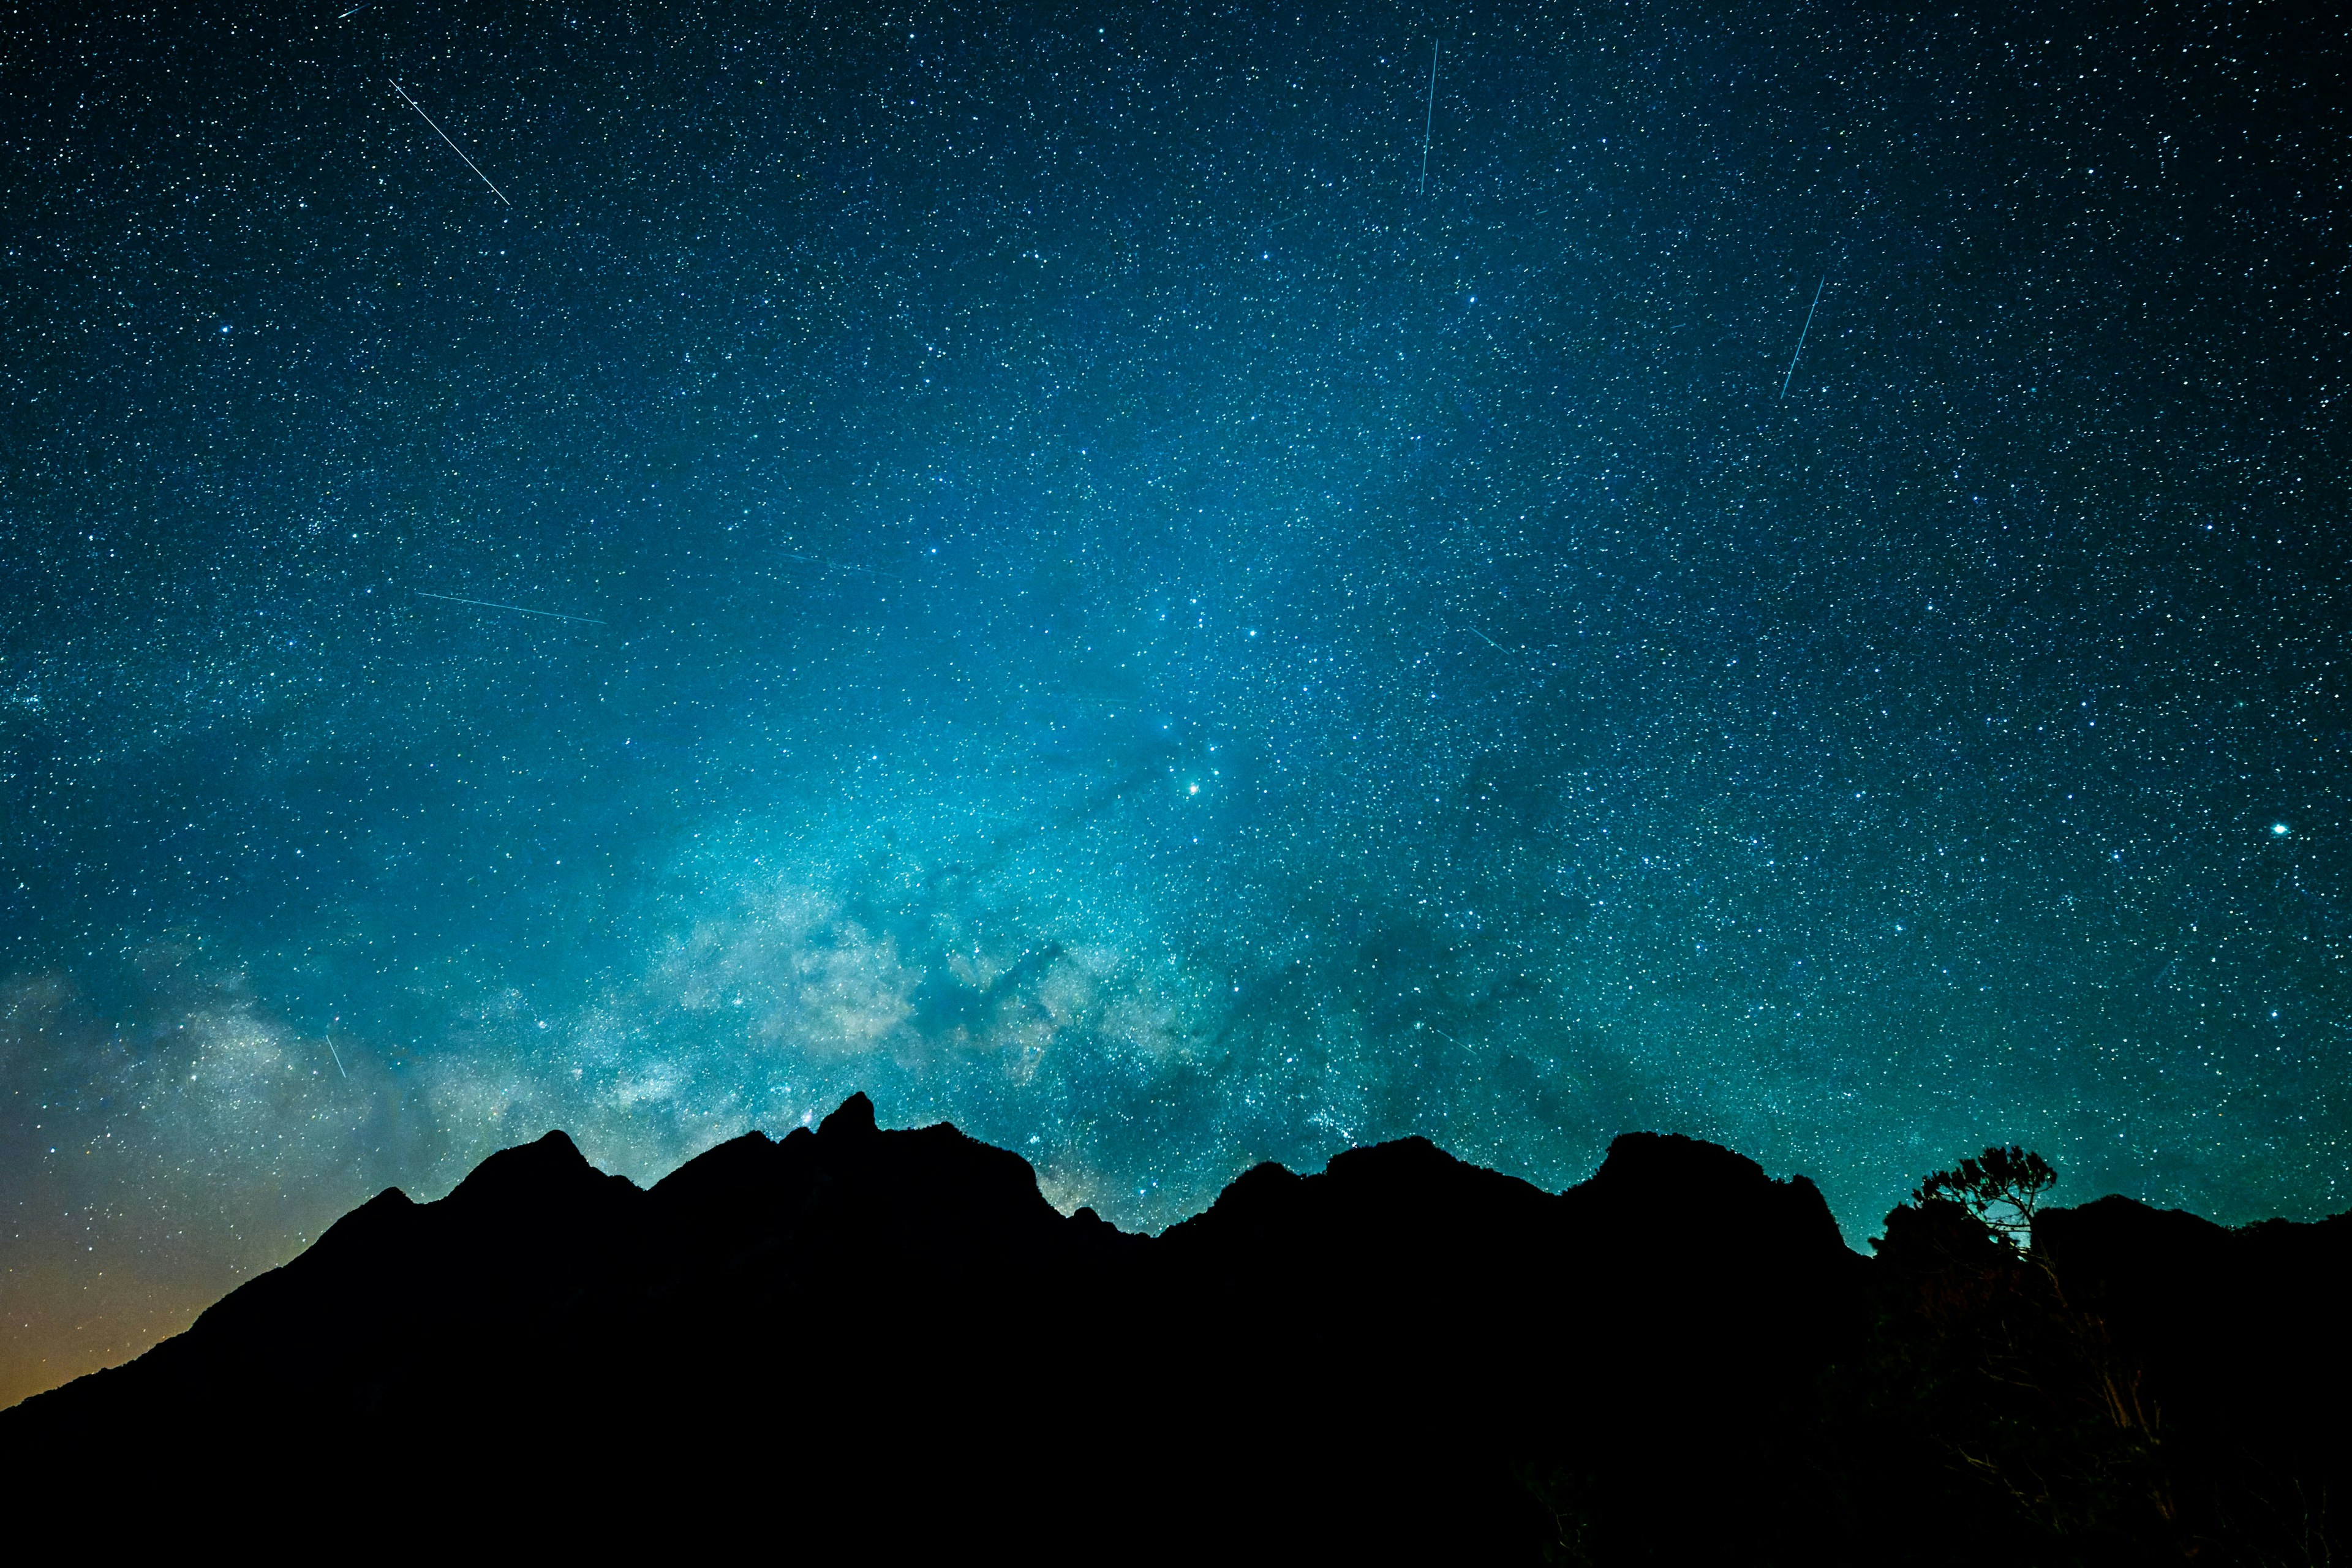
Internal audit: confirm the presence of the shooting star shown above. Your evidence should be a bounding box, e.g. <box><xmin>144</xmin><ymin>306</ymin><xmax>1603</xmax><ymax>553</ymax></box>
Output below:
<box><xmin>415</xmin><ymin>590</ymin><xmax>604</xmax><ymax>625</ymax></box>
<box><xmin>325</xmin><ymin>1026</ymin><xmax>348</xmax><ymax>1079</ymax></box>
<box><xmin>1779</xmin><ymin>272</ymin><xmax>1827</xmax><ymax>399</ymax></box>
<box><xmin>1419</xmin><ymin>40</ymin><xmax>1440</xmax><ymax>197</ymax></box>
<box><xmin>779</xmin><ymin>551</ymin><xmax>882</xmax><ymax>576</ymax></box>
<box><xmin>390</xmin><ymin>80</ymin><xmax>511</xmax><ymax>206</ymax></box>
<box><xmin>337</xmin><ymin>2</ymin><xmax>371</xmax><ymax>18</ymax></box>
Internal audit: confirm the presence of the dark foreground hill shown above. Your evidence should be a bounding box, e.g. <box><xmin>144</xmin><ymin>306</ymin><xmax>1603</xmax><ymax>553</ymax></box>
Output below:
<box><xmin>6</xmin><ymin>1096</ymin><xmax>2346</xmax><ymax>1563</ymax></box>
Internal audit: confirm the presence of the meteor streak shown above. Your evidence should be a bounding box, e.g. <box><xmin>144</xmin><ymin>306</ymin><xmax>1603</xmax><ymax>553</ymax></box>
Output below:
<box><xmin>1419</xmin><ymin>42</ymin><xmax>1440</xmax><ymax>197</ymax></box>
<box><xmin>415</xmin><ymin>590</ymin><xmax>603</xmax><ymax>624</ymax></box>
<box><xmin>1780</xmin><ymin>273</ymin><xmax>1826</xmax><ymax>399</ymax></box>
<box><xmin>390</xmin><ymin>81</ymin><xmax>511</xmax><ymax>206</ymax></box>
<box><xmin>780</xmin><ymin>552</ymin><xmax>881</xmax><ymax>576</ymax></box>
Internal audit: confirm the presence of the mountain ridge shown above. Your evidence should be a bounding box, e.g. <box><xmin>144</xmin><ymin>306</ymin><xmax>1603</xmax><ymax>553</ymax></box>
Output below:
<box><xmin>6</xmin><ymin>1095</ymin><xmax>2344</xmax><ymax>1563</ymax></box>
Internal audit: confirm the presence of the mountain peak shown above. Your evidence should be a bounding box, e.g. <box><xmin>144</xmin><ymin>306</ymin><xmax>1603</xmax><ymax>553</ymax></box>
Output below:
<box><xmin>820</xmin><ymin>1091</ymin><xmax>878</xmax><ymax>1139</ymax></box>
<box><xmin>447</xmin><ymin>1127</ymin><xmax>587</xmax><ymax>1193</ymax></box>
<box><xmin>439</xmin><ymin>1127</ymin><xmax>638</xmax><ymax>1229</ymax></box>
<box><xmin>1581</xmin><ymin>1130</ymin><xmax>1852</xmax><ymax>1259</ymax></box>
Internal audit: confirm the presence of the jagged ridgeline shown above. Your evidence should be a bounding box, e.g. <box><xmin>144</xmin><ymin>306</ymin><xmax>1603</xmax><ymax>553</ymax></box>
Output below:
<box><xmin>6</xmin><ymin>1098</ymin><xmax>2346</xmax><ymax>1562</ymax></box>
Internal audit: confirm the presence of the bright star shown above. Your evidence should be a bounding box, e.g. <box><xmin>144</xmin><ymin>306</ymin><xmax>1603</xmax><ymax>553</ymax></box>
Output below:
<box><xmin>2272</xmin><ymin>822</ymin><xmax>2291</xmax><ymax>837</ymax></box>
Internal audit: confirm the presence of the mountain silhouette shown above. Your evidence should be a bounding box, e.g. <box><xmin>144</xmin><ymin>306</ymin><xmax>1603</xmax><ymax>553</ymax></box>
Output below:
<box><xmin>5</xmin><ymin>1098</ymin><xmax>2345</xmax><ymax>1562</ymax></box>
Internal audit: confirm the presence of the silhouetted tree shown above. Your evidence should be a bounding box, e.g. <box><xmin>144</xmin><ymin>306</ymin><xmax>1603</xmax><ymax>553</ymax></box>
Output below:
<box><xmin>1520</xmin><ymin>1461</ymin><xmax>1604</xmax><ymax>1566</ymax></box>
<box><xmin>1915</xmin><ymin>1146</ymin><xmax>2057</xmax><ymax>1250</ymax></box>
<box><xmin>1830</xmin><ymin>1148</ymin><xmax>2190</xmax><ymax>1564</ymax></box>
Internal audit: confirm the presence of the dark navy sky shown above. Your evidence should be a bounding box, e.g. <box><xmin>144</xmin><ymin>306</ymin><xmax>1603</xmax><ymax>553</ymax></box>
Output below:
<box><xmin>3</xmin><ymin>0</ymin><xmax>2344</xmax><ymax>1404</ymax></box>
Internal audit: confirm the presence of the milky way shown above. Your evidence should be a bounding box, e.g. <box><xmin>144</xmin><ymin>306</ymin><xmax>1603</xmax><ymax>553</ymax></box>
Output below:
<box><xmin>3</xmin><ymin>0</ymin><xmax>2344</xmax><ymax>1404</ymax></box>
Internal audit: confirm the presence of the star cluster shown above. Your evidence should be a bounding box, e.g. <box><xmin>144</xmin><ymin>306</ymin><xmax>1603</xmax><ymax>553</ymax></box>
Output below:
<box><xmin>2</xmin><ymin>0</ymin><xmax>2344</xmax><ymax>1405</ymax></box>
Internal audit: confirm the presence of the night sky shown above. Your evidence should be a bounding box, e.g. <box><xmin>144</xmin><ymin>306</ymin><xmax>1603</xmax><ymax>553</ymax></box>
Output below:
<box><xmin>3</xmin><ymin>0</ymin><xmax>2345</xmax><ymax>1405</ymax></box>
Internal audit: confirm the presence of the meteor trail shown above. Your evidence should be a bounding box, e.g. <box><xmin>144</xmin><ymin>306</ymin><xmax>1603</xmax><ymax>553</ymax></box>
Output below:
<box><xmin>1779</xmin><ymin>272</ymin><xmax>1826</xmax><ymax>399</ymax></box>
<box><xmin>1419</xmin><ymin>41</ymin><xmax>1440</xmax><ymax>197</ymax></box>
<box><xmin>390</xmin><ymin>81</ymin><xmax>511</xmax><ymax>206</ymax></box>
<box><xmin>780</xmin><ymin>551</ymin><xmax>881</xmax><ymax>576</ymax></box>
<box><xmin>415</xmin><ymin>590</ymin><xmax>603</xmax><ymax>624</ymax></box>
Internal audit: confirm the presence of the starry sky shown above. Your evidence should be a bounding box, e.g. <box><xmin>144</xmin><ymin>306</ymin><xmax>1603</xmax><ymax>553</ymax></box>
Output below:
<box><xmin>2</xmin><ymin>0</ymin><xmax>2345</xmax><ymax>1405</ymax></box>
